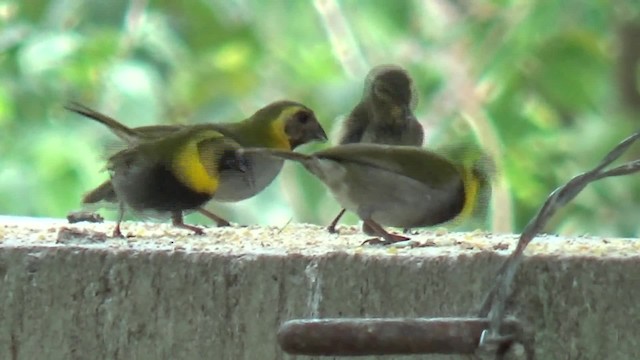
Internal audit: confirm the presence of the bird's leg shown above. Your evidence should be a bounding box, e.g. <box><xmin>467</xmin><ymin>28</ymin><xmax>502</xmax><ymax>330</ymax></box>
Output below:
<box><xmin>361</xmin><ymin>221</ymin><xmax>376</xmax><ymax>235</ymax></box>
<box><xmin>113</xmin><ymin>202</ymin><xmax>126</xmax><ymax>238</ymax></box>
<box><xmin>361</xmin><ymin>219</ymin><xmax>410</xmax><ymax>245</ymax></box>
<box><xmin>326</xmin><ymin>208</ymin><xmax>347</xmax><ymax>234</ymax></box>
<box><xmin>197</xmin><ymin>208</ymin><xmax>231</xmax><ymax>227</ymax></box>
<box><xmin>171</xmin><ymin>212</ymin><xmax>205</xmax><ymax>235</ymax></box>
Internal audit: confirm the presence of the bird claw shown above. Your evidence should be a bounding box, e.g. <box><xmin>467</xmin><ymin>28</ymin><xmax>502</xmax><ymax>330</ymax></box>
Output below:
<box><xmin>173</xmin><ymin>222</ymin><xmax>205</xmax><ymax>235</ymax></box>
<box><xmin>190</xmin><ymin>227</ymin><xmax>205</xmax><ymax>235</ymax></box>
<box><xmin>112</xmin><ymin>225</ymin><xmax>126</xmax><ymax>238</ymax></box>
<box><xmin>361</xmin><ymin>233</ymin><xmax>411</xmax><ymax>246</ymax></box>
<box><xmin>361</xmin><ymin>238</ymin><xmax>389</xmax><ymax>246</ymax></box>
<box><xmin>326</xmin><ymin>225</ymin><xmax>340</xmax><ymax>234</ymax></box>
<box><xmin>216</xmin><ymin>220</ymin><xmax>231</xmax><ymax>227</ymax></box>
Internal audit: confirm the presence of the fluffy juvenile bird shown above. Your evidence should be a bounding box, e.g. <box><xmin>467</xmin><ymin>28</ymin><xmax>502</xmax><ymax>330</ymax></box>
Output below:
<box><xmin>328</xmin><ymin>64</ymin><xmax>425</xmax><ymax>233</ymax></box>
<box><xmin>337</xmin><ymin>64</ymin><xmax>424</xmax><ymax>146</ymax></box>
<box><xmin>241</xmin><ymin>144</ymin><xmax>492</xmax><ymax>245</ymax></box>
<box><xmin>75</xmin><ymin>120</ymin><xmax>248</xmax><ymax>237</ymax></box>
<box><xmin>67</xmin><ymin>101</ymin><xmax>327</xmax><ymax>227</ymax></box>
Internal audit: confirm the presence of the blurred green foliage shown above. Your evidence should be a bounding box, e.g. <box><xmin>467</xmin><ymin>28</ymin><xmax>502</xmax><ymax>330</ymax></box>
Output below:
<box><xmin>1</xmin><ymin>0</ymin><xmax>640</xmax><ymax>237</ymax></box>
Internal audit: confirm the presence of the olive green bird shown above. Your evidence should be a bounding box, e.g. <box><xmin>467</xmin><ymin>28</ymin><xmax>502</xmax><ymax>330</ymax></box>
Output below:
<box><xmin>66</xmin><ymin>101</ymin><xmax>327</xmax><ymax>228</ymax></box>
<box><xmin>240</xmin><ymin>144</ymin><xmax>492</xmax><ymax>245</ymax></box>
<box><xmin>328</xmin><ymin>64</ymin><xmax>425</xmax><ymax>233</ymax></box>
<box><xmin>73</xmin><ymin>120</ymin><xmax>249</xmax><ymax>237</ymax></box>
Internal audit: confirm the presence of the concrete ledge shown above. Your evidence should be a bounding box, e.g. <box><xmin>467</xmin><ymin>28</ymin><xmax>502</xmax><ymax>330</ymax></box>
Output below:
<box><xmin>0</xmin><ymin>216</ymin><xmax>639</xmax><ymax>359</ymax></box>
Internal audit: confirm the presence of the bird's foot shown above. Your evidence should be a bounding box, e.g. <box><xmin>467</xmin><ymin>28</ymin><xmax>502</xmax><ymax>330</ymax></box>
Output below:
<box><xmin>175</xmin><ymin>223</ymin><xmax>205</xmax><ymax>235</ymax></box>
<box><xmin>361</xmin><ymin>233</ymin><xmax>410</xmax><ymax>246</ymax></box>
<box><xmin>327</xmin><ymin>224</ymin><xmax>340</xmax><ymax>234</ymax></box>
<box><xmin>172</xmin><ymin>212</ymin><xmax>205</xmax><ymax>235</ymax></box>
<box><xmin>112</xmin><ymin>225</ymin><xmax>126</xmax><ymax>238</ymax></box>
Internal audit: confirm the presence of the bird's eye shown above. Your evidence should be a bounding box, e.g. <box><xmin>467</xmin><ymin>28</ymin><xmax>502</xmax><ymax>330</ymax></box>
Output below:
<box><xmin>295</xmin><ymin>111</ymin><xmax>310</xmax><ymax>124</ymax></box>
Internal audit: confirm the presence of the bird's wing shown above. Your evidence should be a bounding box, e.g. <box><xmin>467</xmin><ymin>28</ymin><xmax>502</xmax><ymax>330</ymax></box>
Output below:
<box><xmin>314</xmin><ymin>144</ymin><xmax>461</xmax><ymax>188</ymax></box>
<box><xmin>337</xmin><ymin>105</ymin><xmax>369</xmax><ymax>144</ymax></box>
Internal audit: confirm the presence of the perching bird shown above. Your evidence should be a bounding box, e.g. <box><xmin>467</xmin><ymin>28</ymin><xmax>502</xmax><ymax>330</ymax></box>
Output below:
<box><xmin>80</xmin><ymin>122</ymin><xmax>247</xmax><ymax>237</ymax></box>
<box><xmin>240</xmin><ymin>144</ymin><xmax>492</xmax><ymax>245</ymax></box>
<box><xmin>67</xmin><ymin>101</ymin><xmax>327</xmax><ymax>227</ymax></box>
<box><xmin>328</xmin><ymin>64</ymin><xmax>425</xmax><ymax>233</ymax></box>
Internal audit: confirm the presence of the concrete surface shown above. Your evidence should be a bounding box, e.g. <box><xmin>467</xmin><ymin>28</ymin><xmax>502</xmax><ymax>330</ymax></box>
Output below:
<box><xmin>0</xmin><ymin>216</ymin><xmax>639</xmax><ymax>359</ymax></box>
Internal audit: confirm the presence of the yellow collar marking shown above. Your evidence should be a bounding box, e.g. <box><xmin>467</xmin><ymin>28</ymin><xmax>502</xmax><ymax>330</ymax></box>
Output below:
<box><xmin>269</xmin><ymin>106</ymin><xmax>302</xmax><ymax>150</ymax></box>
<box><xmin>172</xmin><ymin>132</ymin><xmax>221</xmax><ymax>195</ymax></box>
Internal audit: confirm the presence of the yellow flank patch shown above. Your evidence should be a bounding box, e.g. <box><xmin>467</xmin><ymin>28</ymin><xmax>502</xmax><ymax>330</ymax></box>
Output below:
<box><xmin>269</xmin><ymin>106</ymin><xmax>302</xmax><ymax>150</ymax></box>
<box><xmin>172</xmin><ymin>133</ymin><xmax>220</xmax><ymax>195</ymax></box>
<box><xmin>457</xmin><ymin>166</ymin><xmax>480</xmax><ymax>222</ymax></box>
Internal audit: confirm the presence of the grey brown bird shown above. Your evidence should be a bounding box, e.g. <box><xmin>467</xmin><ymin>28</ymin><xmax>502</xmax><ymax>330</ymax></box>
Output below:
<box><xmin>329</xmin><ymin>64</ymin><xmax>424</xmax><ymax>233</ymax></box>
<box><xmin>241</xmin><ymin>143</ymin><xmax>492</xmax><ymax>245</ymax></box>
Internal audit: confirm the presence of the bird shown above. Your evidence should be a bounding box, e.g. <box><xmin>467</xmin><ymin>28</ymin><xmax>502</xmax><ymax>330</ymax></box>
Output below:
<box><xmin>66</xmin><ymin>101</ymin><xmax>328</xmax><ymax>227</ymax></box>
<box><xmin>328</xmin><ymin>64</ymin><xmax>425</xmax><ymax>233</ymax></box>
<box><xmin>239</xmin><ymin>143</ymin><xmax>492</xmax><ymax>245</ymax></box>
<box><xmin>76</xmin><ymin>121</ymin><xmax>248</xmax><ymax>237</ymax></box>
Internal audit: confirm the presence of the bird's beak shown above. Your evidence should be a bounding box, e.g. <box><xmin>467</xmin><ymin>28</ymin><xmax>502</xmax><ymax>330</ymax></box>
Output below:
<box><xmin>313</xmin><ymin>122</ymin><xmax>329</xmax><ymax>142</ymax></box>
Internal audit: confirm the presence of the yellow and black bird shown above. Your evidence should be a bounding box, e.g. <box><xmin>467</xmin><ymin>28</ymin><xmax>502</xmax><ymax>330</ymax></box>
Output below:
<box><xmin>66</xmin><ymin>109</ymin><xmax>249</xmax><ymax>237</ymax></box>
<box><xmin>328</xmin><ymin>64</ymin><xmax>425</xmax><ymax>233</ymax></box>
<box><xmin>241</xmin><ymin>144</ymin><xmax>492</xmax><ymax>245</ymax></box>
<box><xmin>67</xmin><ymin>101</ymin><xmax>327</xmax><ymax>227</ymax></box>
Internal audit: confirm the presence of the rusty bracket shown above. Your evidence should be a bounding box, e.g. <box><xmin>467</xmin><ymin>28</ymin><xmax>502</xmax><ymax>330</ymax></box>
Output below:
<box><xmin>278</xmin><ymin>317</ymin><xmax>532</xmax><ymax>358</ymax></box>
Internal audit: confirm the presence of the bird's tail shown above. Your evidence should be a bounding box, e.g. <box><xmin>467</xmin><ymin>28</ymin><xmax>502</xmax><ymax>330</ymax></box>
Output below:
<box><xmin>65</xmin><ymin>102</ymin><xmax>140</xmax><ymax>145</ymax></box>
<box><xmin>237</xmin><ymin>147</ymin><xmax>314</xmax><ymax>163</ymax></box>
<box><xmin>437</xmin><ymin>143</ymin><xmax>496</xmax><ymax>224</ymax></box>
<box><xmin>82</xmin><ymin>179</ymin><xmax>117</xmax><ymax>204</ymax></box>
<box><xmin>464</xmin><ymin>152</ymin><xmax>495</xmax><ymax>219</ymax></box>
